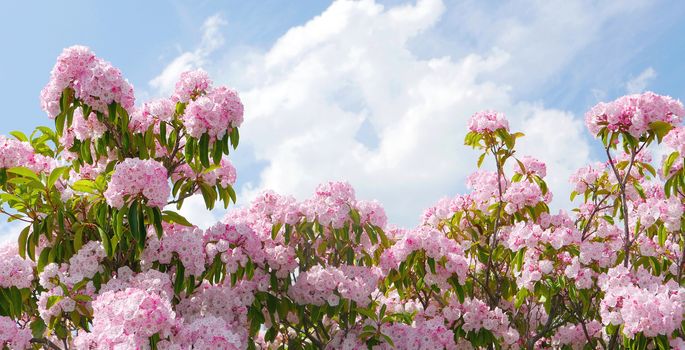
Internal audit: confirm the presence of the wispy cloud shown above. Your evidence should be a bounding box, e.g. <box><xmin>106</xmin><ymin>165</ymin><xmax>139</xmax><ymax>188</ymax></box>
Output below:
<box><xmin>626</xmin><ymin>67</ymin><xmax>657</xmax><ymax>94</ymax></box>
<box><xmin>149</xmin><ymin>14</ymin><xmax>227</xmax><ymax>97</ymax></box>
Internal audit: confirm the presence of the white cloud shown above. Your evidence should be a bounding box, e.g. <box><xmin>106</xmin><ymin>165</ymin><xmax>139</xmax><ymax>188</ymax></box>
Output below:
<box><xmin>149</xmin><ymin>14</ymin><xmax>227</xmax><ymax>97</ymax></box>
<box><xmin>0</xmin><ymin>220</ymin><xmax>22</xmax><ymax>247</ymax></box>
<box><xmin>626</xmin><ymin>67</ymin><xmax>657</xmax><ymax>93</ymax></box>
<box><xmin>150</xmin><ymin>0</ymin><xmax>649</xmax><ymax>227</ymax></box>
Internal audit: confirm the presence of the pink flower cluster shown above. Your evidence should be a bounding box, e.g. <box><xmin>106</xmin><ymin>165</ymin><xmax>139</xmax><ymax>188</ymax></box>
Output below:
<box><xmin>161</xmin><ymin>316</ymin><xmax>244</xmax><ymax>350</ymax></box>
<box><xmin>0</xmin><ymin>243</ymin><xmax>34</xmax><ymax>289</ymax></box>
<box><xmin>380</xmin><ymin>226</ymin><xmax>469</xmax><ymax>285</ymax></box>
<box><xmin>247</xmin><ymin>190</ymin><xmax>301</xmax><ymax>226</ymax></box>
<box><xmin>204</xmin><ymin>222</ymin><xmax>264</xmax><ymax>272</ymax></box>
<box><xmin>173</xmin><ymin>70</ymin><xmax>212</xmax><ymax>103</ymax></box>
<box><xmin>172</xmin><ymin>158</ymin><xmax>237</xmax><ymax>188</ymax></box>
<box><xmin>504</xmin><ymin>220</ymin><xmax>581</xmax><ymax>252</ymax></box>
<box><xmin>598</xmin><ymin>266</ymin><xmax>685</xmax><ymax>338</ymax></box>
<box><xmin>569</xmin><ymin>162</ymin><xmax>606</xmax><ymax>193</ymax></box>
<box><xmin>289</xmin><ymin>265</ymin><xmax>382</xmax><ymax>306</ymax></box>
<box><xmin>142</xmin><ymin>223</ymin><xmax>205</xmax><ymax>277</ymax></box>
<box><xmin>74</xmin><ymin>287</ymin><xmax>177</xmax><ymax>348</ymax></box>
<box><xmin>70</xmin><ymin>108</ymin><xmax>106</xmax><ymax>141</ymax></box>
<box><xmin>129</xmin><ymin>98</ymin><xmax>175</xmax><ymax>133</ymax></box>
<box><xmin>0</xmin><ymin>136</ymin><xmax>55</xmax><ymax>173</ymax></box>
<box><xmin>421</xmin><ymin>194</ymin><xmax>472</xmax><ymax>227</ymax></box>
<box><xmin>378</xmin><ymin>317</ymin><xmax>457</xmax><ymax>350</ymax></box>
<box><xmin>63</xmin><ymin>241</ymin><xmax>106</xmax><ymax>286</ymax></box>
<box><xmin>0</xmin><ymin>316</ymin><xmax>32</xmax><ymax>350</ymax></box>
<box><xmin>104</xmin><ymin>157</ymin><xmax>170</xmax><ymax>208</ymax></box>
<box><xmin>468</xmin><ymin>110</ymin><xmax>509</xmax><ymax>133</ymax></box>
<box><xmin>514</xmin><ymin>156</ymin><xmax>547</xmax><ymax>178</ymax></box>
<box><xmin>40</xmin><ymin>45</ymin><xmax>135</xmax><ymax>118</ymax></box>
<box><xmin>444</xmin><ymin>296</ymin><xmax>520</xmax><ymax>346</ymax></box>
<box><xmin>301</xmin><ymin>181</ymin><xmax>357</xmax><ymax>229</ymax></box>
<box><xmin>502</xmin><ymin>180</ymin><xmax>545</xmax><ymax>214</ymax></box>
<box><xmin>182</xmin><ymin>85</ymin><xmax>244</xmax><ymax>140</ymax></box>
<box><xmin>634</xmin><ymin>196</ymin><xmax>683</xmax><ymax>232</ymax></box>
<box><xmin>355</xmin><ymin>200</ymin><xmax>388</xmax><ymax>228</ymax></box>
<box><xmin>585</xmin><ymin>91</ymin><xmax>684</xmax><ymax>137</ymax></box>
<box><xmin>664</xmin><ymin>126</ymin><xmax>685</xmax><ymax>154</ymax></box>
<box><xmin>551</xmin><ymin>320</ymin><xmax>602</xmax><ymax>348</ymax></box>
<box><xmin>100</xmin><ymin>267</ymin><xmax>173</xmax><ymax>299</ymax></box>
<box><xmin>467</xmin><ymin>170</ymin><xmax>507</xmax><ymax>209</ymax></box>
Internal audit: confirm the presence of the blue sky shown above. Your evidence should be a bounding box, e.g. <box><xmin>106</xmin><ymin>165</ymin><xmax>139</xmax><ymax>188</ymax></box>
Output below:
<box><xmin>1</xmin><ymin>0</ymin><xmax>685</xmax><ymax>238</ymax></box>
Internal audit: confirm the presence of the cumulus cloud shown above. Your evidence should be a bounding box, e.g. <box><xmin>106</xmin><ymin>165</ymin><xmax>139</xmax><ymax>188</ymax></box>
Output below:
<box><xmin>626</xmin><ymin>67</ymin><xmax>657</xmax><ymax>94</ymax></box>
<box><xmin>149</xmin><ymin>0</ymin><xmax>652</xmax><ymax>227</ymax></box>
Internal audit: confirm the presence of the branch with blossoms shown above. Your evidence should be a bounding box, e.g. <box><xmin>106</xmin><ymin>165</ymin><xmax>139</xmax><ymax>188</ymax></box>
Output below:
<box><xmin>0</xmin><ymin>46</ymin><xmax>684</xmax><ymax>350</ymax></box>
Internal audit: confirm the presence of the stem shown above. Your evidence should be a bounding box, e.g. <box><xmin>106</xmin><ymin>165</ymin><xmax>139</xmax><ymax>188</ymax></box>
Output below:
<box><xmin>0</xmin><ymin>208</ymin><xmax>33</xmax><ymax>223</ymax></box>
<box><xmin>31</xmin><ymin>338</ymin><xmax>62</xmax><ymax>350</ymax></box>
<box><xmin>484</xmin><ymin>145</ymin><xmax>505</xmax><ymax>307</ymax></box>
<box><xmin>605</xmin><ymin>147</ymin><xmax>632</xmax><ymax>267</ymax></box>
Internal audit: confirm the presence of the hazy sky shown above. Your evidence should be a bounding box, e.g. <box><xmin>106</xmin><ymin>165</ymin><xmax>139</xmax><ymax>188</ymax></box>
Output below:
<box><xmin>1</xmin><ymin>0</ymin><xmax>685</xmax><ymax>243</ymax></box>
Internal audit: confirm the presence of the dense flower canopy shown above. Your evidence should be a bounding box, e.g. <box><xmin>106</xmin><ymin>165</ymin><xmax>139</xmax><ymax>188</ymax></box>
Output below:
<box><xmin>0</xmin><ymin>45</ymin><xmax>684</xmax><ymax>350</ymax></box>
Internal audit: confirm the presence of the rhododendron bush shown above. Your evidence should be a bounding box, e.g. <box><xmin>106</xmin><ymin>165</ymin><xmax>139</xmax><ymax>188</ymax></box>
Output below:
<box><xmin>0</xmin><ymin>46</ymin><xmax>684</xmax><ymax>350</ymax></box>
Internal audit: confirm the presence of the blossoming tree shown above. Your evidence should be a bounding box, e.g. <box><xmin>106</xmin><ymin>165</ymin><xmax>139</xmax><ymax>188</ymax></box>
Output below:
<box><xmin>0</xmin><ymin>46</ymin><xmax>683</xmax><ymax>349</ymax></box>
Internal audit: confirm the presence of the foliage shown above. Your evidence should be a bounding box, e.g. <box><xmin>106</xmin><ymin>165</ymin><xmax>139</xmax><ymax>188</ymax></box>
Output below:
<box><xmin>0</xmin><ymin>46</ymin><xmax>684</xmax><ymax>349</ymax></box>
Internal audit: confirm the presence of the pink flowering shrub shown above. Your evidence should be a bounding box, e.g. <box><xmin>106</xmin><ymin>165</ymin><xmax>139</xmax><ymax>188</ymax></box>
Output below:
<box><xmin>0</xmin><ymin>46</ymin><xmax>683</xmax><ymax>350</ymax></box>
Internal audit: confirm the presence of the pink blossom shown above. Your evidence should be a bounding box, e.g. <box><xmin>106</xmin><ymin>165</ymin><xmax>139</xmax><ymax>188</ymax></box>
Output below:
<box><xmin>0</xmin><ymin>243</ymin><xmax>34</xmax><ymax>289</ymax></box>
<box><xmin>181</xmin><ymin>86</ymin><xmax>244</xmax><ymax>140</ymax></box>
<box><xmin>514</xmin><ymin>156</ymin><xmax>547</xmax><ymax>178</ymax></box>
<box><xmin>40</xmin><ymin>45</ymin><xmax>135</xmax><ymax>118</ymax></box>
<box><xmin>74</xmin><ymin>287</ymin><xmax>177</xmax><ymax>348</ymax></box>
<box><xmin>664</xmin><ymin>126</ymin><xmax>685</xmax><ymax>154</ymax></box>
<box><xmin>173</xmin><ymin>69</ymin><xmax>212</xmax><ymax>103</ymax></box>
<box><xmin>103</xmin><ymin>157</ymin><xmax>170</xmax><ymax>208</ymax></box>
<box><xmin>585</xmin><ymin>92</ymin><xmax>684</xmax><ymax>137</ymax></box>
<box><xmin>142</xmin><ymin>223</ymin><xmax>205</xmax><ymax>277</ymax></box>
<box><xmin>129</xmin><ymin>98</ymin><xmax>175</xmax><ymax>133</ymax></box>
<box><xmin>0</xmin><ymin>136</ymin><xmax>55</xmax><ymax>173</ymax></box>
<box><xmin>468</xmin><ymin>110</ymin><xmax>509</xmax><ymax>133</ymax></box>
<box><xmin>0</xmin><ymin>316</ymin><xmax>32</xmax><ymax>350</ymax></box>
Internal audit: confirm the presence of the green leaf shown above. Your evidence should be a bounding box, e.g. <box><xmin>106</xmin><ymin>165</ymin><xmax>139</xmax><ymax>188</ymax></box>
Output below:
<box><xmin>199</xmin><ymin>182</ymin><xmax>215</xmax><ymax>210</ymax></box>
<box><xmin>161</xmin><ymin>210</ymin><xmax>193</xmax><ymax>226</ymax></box>
<box><xmin>37</xmin><ymin>247</ymin><xmax>51</xmax><ymax>273</ymax></box>
<box><xmin>73</xmin><ymin>226</ymin><xmax>84</xmax><ymax>252</ymax></box>
<box><xmin>477</xmin><ymin>153</ymin><xmax>486</xmax><ymax>168</ymax></box>
<box><xmin>46</xmin><ymin>295</ymin><xmax>63</xmax><ymax>309</ymax></box>
<box><xmin>649</xmin><ymin>121</ymin><xmax>674</xmax><ymax>143</ymax></box>
<box><xmin>17</xmin><ymin>226</ymin><xmax>29</xmax><ymax>259</ymax></box>
<box><xmin>55</xmin><ymin>113</ymin><xmax>66</xmax><ymax>136</ymax></box>
<box><xmin>515</xmin><ymin>288</ymin><xmax>528</xmax><ymax>309</ymax></box>
<box><xmin>226</xmin><ymin>185</ymin><xmax>237</xmax><ymax>204</ymax></box>
<box><xmin>199</xmin><ymin>133</ymin><xmax>210</xmax><ymax>168</ymax></box>
<box><xmin>81</xmin><ymin>138</ymin><xmax>93</xmax><ymax>164</ymax></box>
<box><xmin>184</xmin><ymin>137</ymin><xmax>195</xmax><ymax>164</ymax></box>
<box><xmin>47</xmin><ymin>166</ymin><xmax>68</xmax><ymax>189</ymax></box>
<box><xmin>230</xmin><ymin>127</ymin><xmax>240</xmax><ymax>149</ymax></box>
<box><xmin>663</xmin><ymin>152</ymin><xmax>679</xmax><ymax>177</ymax></box>
<box><xmin>7</xmin><ymin>167</ymin><xmax>41</xmax><ymax>183</ymax></box>
<box><xmin>174</xmin><ymin>262</ymin><xmax>185</xmax><ymax>295</ymax></box>
<box><xmin>72</xmin><ymin>179</ymin><xmax>98</xmax><ymax>193</ymax></box>
<box><xmin>30</xmin><ymin>319</ymin><xmax>47</xmax><ymax>338</ymax></box>
<box><xmin>98</xmin><ymin>226</ymin><xmax>112</xmax><ymax>258</ymax></box>
<box><xmin>152</xmin><ymin>208</ymin><xmax>164</xmax><ymax>238</ymax></box>
<box><xmin>72</xmin><ymin>294</ymin><xmax>92</xmax><ymax>302</ymax></box>
<box><xmin>10</xmin><ymin>131</ymin><xmax>28</xmax><ymax>142</ymax></box>
<box><xmin>213</xmin><ymin>142</ymin><xmax>223</xmax><ymax>165</ymax></box>
<box><xmin>129</xmin><ymin>201</ymin><xmax>141</xmax><ymax>243</ymax></box>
